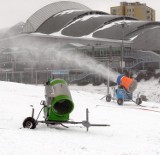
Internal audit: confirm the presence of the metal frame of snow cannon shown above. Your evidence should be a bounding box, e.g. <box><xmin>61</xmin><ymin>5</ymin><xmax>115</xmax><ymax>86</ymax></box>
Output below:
<box><xmin>105</xmin><ymin>74</ymin><xmax>142</xmax><ymax>105</ymax></box>
<box><xmin>23</xmin><ymin>103</ymin><xmax>110</xmax><ymax>131</ymax></box>
<box><xmin>23</xmin><ymin>79</ymin><xmax>110</xmax><ymax>131</ymax></box>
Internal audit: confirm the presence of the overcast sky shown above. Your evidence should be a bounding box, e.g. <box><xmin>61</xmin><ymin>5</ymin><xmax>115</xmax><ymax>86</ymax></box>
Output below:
<box><xmin>0</xmin><ymin>0</ymin><xmax>159</xmax><ymax>29</ymax></box>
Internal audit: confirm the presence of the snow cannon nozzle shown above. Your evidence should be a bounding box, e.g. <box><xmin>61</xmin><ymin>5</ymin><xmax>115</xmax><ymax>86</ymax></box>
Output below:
<box><xmin>116</xmin><ymin>74</ymin><xmax>137</xmax><ymax>93</ymax></box>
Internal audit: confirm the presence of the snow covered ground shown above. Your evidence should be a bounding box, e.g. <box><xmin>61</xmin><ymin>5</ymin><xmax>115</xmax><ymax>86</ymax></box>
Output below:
<box><xmin>0</xmin><ymin>79</ymin><xmax>160</xmax><ymax>155</ymax></box>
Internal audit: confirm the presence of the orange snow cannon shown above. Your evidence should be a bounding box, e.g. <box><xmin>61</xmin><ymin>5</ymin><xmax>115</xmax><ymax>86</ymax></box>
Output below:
<box><xmin>117</xmin><ymin>74</ymin><xmax>137</xmax><ymax>93</ymax></box>
<box><xmin>105</xmin><ymin>74</ymin><xmax>142</xmax><ymax>105</ymax></box>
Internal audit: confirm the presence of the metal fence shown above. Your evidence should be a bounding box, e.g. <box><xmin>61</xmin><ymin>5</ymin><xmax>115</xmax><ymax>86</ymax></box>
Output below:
<box><xmin>0</xmin><ymin>70</ymin><xmax>85</xmax><ymax>84</ymax></box>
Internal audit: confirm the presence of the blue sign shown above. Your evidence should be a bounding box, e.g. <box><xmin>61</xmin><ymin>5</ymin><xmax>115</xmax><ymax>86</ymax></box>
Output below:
<box><xmin>51</xmin><ymin>70</ymin><xmax>69</xmax><ymax>75</ymax></box>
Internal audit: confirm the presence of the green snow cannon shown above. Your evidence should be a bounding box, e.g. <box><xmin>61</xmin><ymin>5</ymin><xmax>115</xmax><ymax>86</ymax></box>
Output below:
<box><xmin>44</xmin><ymin>79</ymin><xmax>74</xmax><ymax>122</ymax></box>
<box><xmin>23</xmin><ymin>78</ymin><xmax>110</xmax><ymax>130</ymax></box>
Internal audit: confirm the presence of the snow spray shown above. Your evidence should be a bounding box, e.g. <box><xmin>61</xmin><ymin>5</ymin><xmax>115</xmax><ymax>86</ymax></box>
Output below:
<box><xmin>6</xmin><ymin>37</ymin><xmax>119</xmax><ymax>82</ymax></box>
<box><xmin>46</xmin><ymin>47</ymin><xmax>119</xmax><ymax>82</ymax></box>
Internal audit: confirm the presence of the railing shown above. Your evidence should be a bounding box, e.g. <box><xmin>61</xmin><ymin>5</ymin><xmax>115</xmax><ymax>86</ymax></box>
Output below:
<box><xmin>125</xmin><ymin>60</ymin><xmax>159</xmax><ymax>70</ymax></box>
<box><xmin>125</xmin><ymin>59</ymin><xmax>143</xmax><ymax>68</ymax></box>
<box><xmin>0</xmin><ymin>69</ymin><xmax>90</xmax><ymax>85</ymax></box>
<box><xmin>69</xmin><ymin>73</ymin><xmax>94</xmax><ymax>84</ymax></box>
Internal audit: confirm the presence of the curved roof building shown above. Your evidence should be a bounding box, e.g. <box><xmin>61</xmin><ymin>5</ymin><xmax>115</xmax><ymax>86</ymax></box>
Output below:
<box><xmin>21</xmin><ymin>1</ymin><xmax>160</xmax><ymax>51</ymax></box>
<box><xmin>23</xmin><ymin>1</ymin><xmax>91</xmax><ymax>33</ymax></box>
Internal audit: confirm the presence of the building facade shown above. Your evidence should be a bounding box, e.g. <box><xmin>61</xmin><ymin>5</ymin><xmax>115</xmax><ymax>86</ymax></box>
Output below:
<box><xmin>111</xmin><ymin>2</ymin><xmax>155</xmax><ymax>21</ymax></box>
<box><xmin>0</xmin><ymin>1</ymin><xmax>160</xmax><ymax>84</ymax></box>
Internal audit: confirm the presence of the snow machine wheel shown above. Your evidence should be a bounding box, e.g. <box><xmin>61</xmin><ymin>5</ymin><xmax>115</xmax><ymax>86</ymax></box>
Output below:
<box><xmin>136</xmin><ymin>98</ymin><xmax>142</xmax><ymax>105</ymax></box>
<box><xmin>106</xmin><ymin>94</ymin><xmax>112</xmax><ymax>102</ymax></box>
<box><xmin>23</xmin><ymin>117</ymin><xmax>37</xmax><ymax>129</ymax></box>
<box><xmin>117</xmin><ymin>99</ymin><xmax>123</xmax><ymax>105</ymax></box>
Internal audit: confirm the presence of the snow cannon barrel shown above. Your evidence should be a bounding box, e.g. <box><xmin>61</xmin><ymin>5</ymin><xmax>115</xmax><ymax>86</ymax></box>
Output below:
<box><xmin>45</xmin><ymin>79</ymin><xmax>74</xmax><ymax>121</ymax></box>
<box><xmin>116</xmin><ymin>74</ymin><xmax>137</xmax><ymax>93</ymax></box>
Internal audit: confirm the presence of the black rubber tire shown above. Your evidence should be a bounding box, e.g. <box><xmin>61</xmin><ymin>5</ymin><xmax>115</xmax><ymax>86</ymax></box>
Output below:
<box><xmin>117</xmin><ymin>99</ymin><xmax>123</xmax><ymax>105</ymax></box>
<box><xmin>23</xmin><ymin>117</ymin><xmax>37</xmax><ymax>129</ymax></box>
<box><xmin>136</xmin><ymin>98</ymin><xmax>142</xmax><ymax>105</ymax></box>
<box><xmin>106</xmin><ymin>94</ymin><xmax>112</xmax><ymax>102</ymax></box>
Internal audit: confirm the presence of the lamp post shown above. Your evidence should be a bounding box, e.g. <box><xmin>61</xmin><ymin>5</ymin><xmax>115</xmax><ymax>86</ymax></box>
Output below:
<box><xmin>121</xmin><ymin>22</ymin><xmax>125</xmax><ymax>73</ymax></box>
<box><xmin>159</xmin><ymin>52</ymin><xmax>160</xmax><ymax>70</ymax></box>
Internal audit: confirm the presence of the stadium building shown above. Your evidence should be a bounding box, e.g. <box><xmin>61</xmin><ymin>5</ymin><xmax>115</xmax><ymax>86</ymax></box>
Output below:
<box><xmin>0</xmin><ymin>1</ymin><xmax>160</xmax><ymax>84</ymax></box>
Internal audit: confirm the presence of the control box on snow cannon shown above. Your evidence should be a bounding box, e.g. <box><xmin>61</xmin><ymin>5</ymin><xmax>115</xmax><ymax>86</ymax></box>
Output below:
<box><xmin>115</xmin><ymin>74</ymin><xmax>142</xmax><ymax>105</ymax></box>
<box><xmin>44</xmin><ymin>79</ymin><xmax>74</xmax><ymax>121</ymax></box>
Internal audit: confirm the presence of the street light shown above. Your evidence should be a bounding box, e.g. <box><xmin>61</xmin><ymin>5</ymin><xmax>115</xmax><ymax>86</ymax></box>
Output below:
<box><xmin>117</xmin><ymin>18</ymin><xmax>129</xmax><ymax>73</ymax></box>
<box><xmin>159</xmin><ymin>52</ymin><xmax>160</xmax><ymax>70</ymax></box>
<box><xmin>120</xmin><ymin>21</ymin><xmax>126</xmax><ymax>73</ymax></box>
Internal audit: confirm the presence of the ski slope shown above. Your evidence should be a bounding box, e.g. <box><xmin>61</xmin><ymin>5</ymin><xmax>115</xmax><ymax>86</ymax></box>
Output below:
<box><xmin>0</xmin><ymin>80</ymin><xmax>160</xmax><ymax>155</ymax></box>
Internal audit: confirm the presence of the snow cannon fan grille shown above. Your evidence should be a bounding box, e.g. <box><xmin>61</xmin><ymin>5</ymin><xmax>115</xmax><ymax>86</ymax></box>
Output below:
<box><xmin>53</xmin><ymin>98</ymin><xmax>74</xmax><ymax>115</ymax></box>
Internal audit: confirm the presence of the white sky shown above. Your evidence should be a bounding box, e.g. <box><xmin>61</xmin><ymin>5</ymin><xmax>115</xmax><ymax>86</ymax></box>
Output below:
<box><xmin>0</xmin><ymin>0</ymin><xmax>159</xmax><ymax>29</ymax></box>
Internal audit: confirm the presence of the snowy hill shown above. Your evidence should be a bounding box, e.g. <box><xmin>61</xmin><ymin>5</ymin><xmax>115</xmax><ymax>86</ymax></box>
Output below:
<box><xmin>0</xmin><ymin>80</ymin><xmax>160</xmax><ymax>155</ymax></box>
